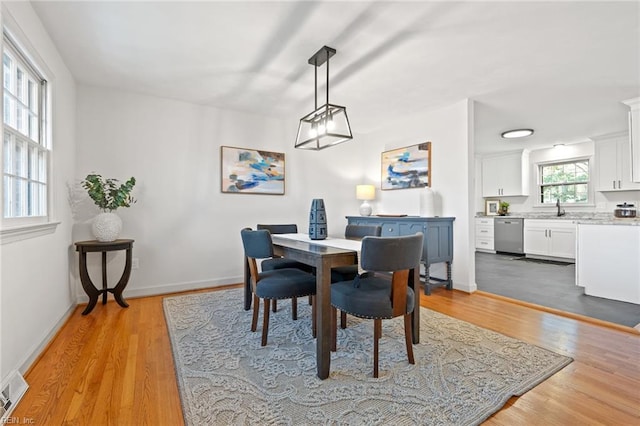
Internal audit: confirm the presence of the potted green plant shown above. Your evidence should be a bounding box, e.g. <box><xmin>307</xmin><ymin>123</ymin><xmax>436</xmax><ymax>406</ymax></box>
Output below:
<box><xmin>81</xmin><ymin>173</ymin><xmax>136</xmax><ymax>241</ymax></box>
<box><xmin>498</xmin><ymin>201</ymin><xmax>510</xmax><ymax>216</ymax></box>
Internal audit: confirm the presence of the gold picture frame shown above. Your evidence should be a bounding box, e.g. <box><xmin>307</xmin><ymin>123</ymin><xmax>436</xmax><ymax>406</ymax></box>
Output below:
<box><xmin>381</xmin><ymin>142</ymin><xmax>431</xmax><ymax>190</ymax></box>
<box><xmin>485</xmin><ymin>200</ymin><xmax>500</xmax><ymax>216</ymax></box>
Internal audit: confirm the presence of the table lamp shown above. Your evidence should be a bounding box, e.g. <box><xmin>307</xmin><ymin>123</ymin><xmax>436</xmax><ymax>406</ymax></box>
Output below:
<box><xmin>356</xmin><ymin>184</ymin><xmax>375</xmax><ymax>216</ymax></box>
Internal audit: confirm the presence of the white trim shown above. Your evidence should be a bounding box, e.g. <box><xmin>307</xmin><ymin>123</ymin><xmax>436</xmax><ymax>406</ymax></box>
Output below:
<box><xmin>74</xmin><ymin>276</ymin><xmax>243</xmax><ymax>303</ymax></box>
<box><xmin>10</xmin><ymin>302</ymin><xmax>75</xmax><ymax>385</ymax></box>
<box><xmin>2</xmin><ymin>7</ymin><xmax>54</xmax><ymax>226</ymax></box>
<box><xmin>534</xmin><ymin>155</ymin><xmax>593</xmax><ymax>207</ymax></box>
<box><xmin>0</xmin><ymin>221</ymin><xmax>59</xmax><ymax>244</ymax></box>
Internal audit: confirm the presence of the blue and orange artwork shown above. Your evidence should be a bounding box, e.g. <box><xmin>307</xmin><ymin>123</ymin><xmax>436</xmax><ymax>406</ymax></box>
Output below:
<box><xmin>221</xmin><ymin>146</ymin><xmax>285</xmax><ymax>194</ymax></box>
<box><xmin>381</xmin><ymin>142</ymin><xmax>431</xmax><ymax>190</ymax></box>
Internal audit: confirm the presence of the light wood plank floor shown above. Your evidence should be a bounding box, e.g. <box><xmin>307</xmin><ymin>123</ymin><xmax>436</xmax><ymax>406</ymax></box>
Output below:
<box><xmin>12</xmin><ymin>284</ymin><xmax>640</xmax><ymax>425</ymax></box>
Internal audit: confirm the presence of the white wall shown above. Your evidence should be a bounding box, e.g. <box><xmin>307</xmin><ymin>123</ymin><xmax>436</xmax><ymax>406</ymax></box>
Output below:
<box><xmin>1</xmin><ymin>2</ymin><xmax>76</xmax><ymax>384</ymax></box>
<box><xmin>356</xmin><ymin>99</ymin><xmax>476</xmax><ymax>292</ymax></box>
<box><xmin>74</xmin><ymin>86</ymin><xmax>369</xmax><ymax>300</ymax></box>
<box><xmin>75</xmin><ymin>87</ymin><xmax>476</xmax><ymax>300</ymax></box>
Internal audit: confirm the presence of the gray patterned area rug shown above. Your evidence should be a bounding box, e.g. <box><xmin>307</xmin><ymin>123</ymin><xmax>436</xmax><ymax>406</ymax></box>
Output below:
<box><xmin>163</xmin><ymin>288</ymin><xmax>572</xmax><ymax>425</ymax></box>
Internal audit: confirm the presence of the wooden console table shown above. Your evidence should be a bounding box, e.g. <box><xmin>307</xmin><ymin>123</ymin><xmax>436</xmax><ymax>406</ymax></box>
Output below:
<box><xmin>346</xmin><ymin>216</ymin><xmax>455</xmax><ymax>294</ymax></box>
<box><xmin>75</xmin><ymin>239</ymin><xmax>134</xmax><ymax>315</ymax></box>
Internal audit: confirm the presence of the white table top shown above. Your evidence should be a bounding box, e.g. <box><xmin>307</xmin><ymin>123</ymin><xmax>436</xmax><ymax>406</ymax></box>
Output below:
<box><xmin>274</xmin><ymin>233</ymin><xmax>363</xmax><ymax>272</ymax></box>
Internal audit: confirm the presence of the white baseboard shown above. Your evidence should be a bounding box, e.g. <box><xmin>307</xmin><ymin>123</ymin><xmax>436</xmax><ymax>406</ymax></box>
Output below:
<box><xmin>15</xmin><ymin>303</ymin><xmax>76</xmax><ymax>379</ymax></box>
<box><xmin>75</xmin><ymin>275</ymin><xmax>244</xmax><ymax>303</ymax></box>
<box><xmin>454</xmin><ymin>281</ymin><xmax>477</xmax><ymax>293</ymax></box>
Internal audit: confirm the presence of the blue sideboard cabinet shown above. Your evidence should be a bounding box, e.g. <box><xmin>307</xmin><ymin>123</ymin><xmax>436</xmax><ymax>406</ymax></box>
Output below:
<box><xmin>345</xmin><ymin>216</ymin><xmax>455</xmax><ymax>295</ymax></box>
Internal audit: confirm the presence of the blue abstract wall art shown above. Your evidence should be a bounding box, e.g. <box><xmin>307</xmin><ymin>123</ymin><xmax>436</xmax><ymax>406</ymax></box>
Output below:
<box><xmin>221</xmin><ymin>146</ymin><xmax>285</xmax><ymax>194</ymax></box>
<box><xmin>381</xmin><ymin>142</ymin><xmax>431</xmax><ymax>190</ymax></box>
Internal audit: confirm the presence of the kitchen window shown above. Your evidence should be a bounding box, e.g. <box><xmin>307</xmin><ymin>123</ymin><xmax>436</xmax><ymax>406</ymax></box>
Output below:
<box><xmin>2</xmin><ymin>31</ymin><xmax>50</xmax><ymax>226</ymax></box>
<box><xmin>539</xmin><ymin>159</ymin><xmax>589</xmax><ymax>204</ymax></box>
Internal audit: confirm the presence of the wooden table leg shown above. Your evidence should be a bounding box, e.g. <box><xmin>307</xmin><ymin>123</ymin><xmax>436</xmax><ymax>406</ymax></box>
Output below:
<box><xmin>316</xmin><ymin>258</ymin><xmax>332</xmax><ymax>380</ymax></box>
<box><xmin>112</xmin><ymin>246</ymin><xmax>132</xmax><ymax>308</ymax></box>
<box><xmin>101</xmin><ymin>252</ymin><xmax>108</xmax><ymax>305</ymax></box>
<box><xmin>243</xmin><ymin>256</ymin><xmax>252</xmax><ymax>311</ymax></box>
<box><xmin>79</xmin><ymin>251</ymin><xmax>100</xmax><ymax>315</ymax></box>
<box><xmin>410</xmin><ymin>266</ymin><xmax>420</xmax><ymax>344</ymax></box>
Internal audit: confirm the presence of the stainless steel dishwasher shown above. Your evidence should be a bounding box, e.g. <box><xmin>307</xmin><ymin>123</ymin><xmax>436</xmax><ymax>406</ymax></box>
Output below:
<box><xmin>494</xmin><ymin>217</ymin><xmax>524</xmax><ymax>254</ymax></box>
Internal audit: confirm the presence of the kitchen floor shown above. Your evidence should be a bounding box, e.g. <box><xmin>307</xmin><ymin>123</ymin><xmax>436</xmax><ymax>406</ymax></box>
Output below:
<box><xmin>475</xmin><ymin>252</ymin><xmax>640</xmax><ymax>328</ymax></box>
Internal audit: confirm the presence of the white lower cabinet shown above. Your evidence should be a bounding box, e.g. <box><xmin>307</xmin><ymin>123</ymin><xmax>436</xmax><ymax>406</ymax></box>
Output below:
<box><xmin>523</xmin><ymin>220</ymin><xmax>576</xmax><ymax>259</ymax></box>
<box><xmin>475</xmin><ymin>217</ymin><xmax>494</xmax><ymax>251</ymax></box>
<box><xmin>577</xmin><ymin>224</ymin><xmax>640</xmax><ymax>304</ymax></box>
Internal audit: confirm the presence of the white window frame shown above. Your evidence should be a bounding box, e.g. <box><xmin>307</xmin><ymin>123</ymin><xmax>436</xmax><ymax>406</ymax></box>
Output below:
<box><xmin>1</xmin><ymin>16</ymin><xmax>58</xmax><ymax>244</ymax></box>
<box><xmin>536</xmin><ymin>156</ymin><xmax>592</xmax><ymax>206</ymax></box>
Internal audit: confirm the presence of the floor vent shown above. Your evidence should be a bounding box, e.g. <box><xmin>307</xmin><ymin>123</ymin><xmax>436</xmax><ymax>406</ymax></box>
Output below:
<box><xmin>0</xmin><ymin>372</ymin><xmax>28</xmax><ymax>422</ymax></box>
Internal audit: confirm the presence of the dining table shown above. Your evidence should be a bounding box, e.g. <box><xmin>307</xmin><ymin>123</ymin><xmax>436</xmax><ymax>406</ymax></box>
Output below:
<box><xmin>243</xmin><ymin>233</ymin><xmax>421</xmax><ymax>380</ymax></box>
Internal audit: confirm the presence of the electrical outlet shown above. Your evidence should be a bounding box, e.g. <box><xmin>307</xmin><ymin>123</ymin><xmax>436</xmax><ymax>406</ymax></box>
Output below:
<box><xmin>132</xmin><ymin>258</ymin><xmax>139</xmax><ymax>269</ymax></box>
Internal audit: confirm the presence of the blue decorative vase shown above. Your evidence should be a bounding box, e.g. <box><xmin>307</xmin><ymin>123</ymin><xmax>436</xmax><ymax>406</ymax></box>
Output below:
<box><xmin>309</xmin><ymin>199</ymin><xmax>327</xmax><ymax>240</ymax></box>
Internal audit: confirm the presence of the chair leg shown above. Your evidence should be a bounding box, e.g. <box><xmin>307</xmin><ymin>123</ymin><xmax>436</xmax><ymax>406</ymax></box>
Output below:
<box><xmin>403</xmin><ymin>314</ymin><xmax>415</xmax><ymax>365</ymax></box>
<box><xmin>331</xmin><ymin>308</ymin><xmax>337</xmax><ymax>352</ymax></box>
<box><xmin>292</xmin><ymin>297</ymin><xmax>298</xmax><ymax>320</ymax></box>
<box><xmin>251</xmin><ymin>294</ymin><xmax>260</xmax><ymax>332</ymax></box>
<box><xmin>340</xmin><ymin>311</ymin><xmax>347</xmax><ymax>329</ymax></box>
<box><xmin>272</xmin><ymin>299</ymin><xmax>277</xmax><ymax>312</ymax></box>
<box><xmin>311</xmin><ymin>296</ymin><xmax>317</xmax><ymax>338</ymax></box>
<box><xmin>261</xmin><ymin>299</ymin><xmax>271</xmax><ymax>346</ymax></box>
<box><xmin>373</xmin><ymin>319</ymin><xmax>382</xmax><ymax>378</ymax></box>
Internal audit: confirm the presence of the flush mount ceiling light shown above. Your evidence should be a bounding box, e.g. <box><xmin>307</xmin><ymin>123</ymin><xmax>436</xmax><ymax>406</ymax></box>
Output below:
<box><xmin>501</xmin><ymin>129</ymin><xmax>534</xmax><ymax>139</ymax></box>
<box><xmin>295</xmin><ymin>46</ymin><xmax>353</xmax><ymax>150</ymax></box>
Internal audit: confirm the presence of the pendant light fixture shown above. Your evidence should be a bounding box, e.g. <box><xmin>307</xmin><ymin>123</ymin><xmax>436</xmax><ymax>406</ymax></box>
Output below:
<box><xmin>295</xmin><ymin>46</ymin><xmax>353</xmax><ymax>150</ymax></box>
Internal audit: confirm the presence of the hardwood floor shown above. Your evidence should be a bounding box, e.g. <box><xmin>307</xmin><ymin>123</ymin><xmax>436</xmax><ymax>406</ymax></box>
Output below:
<box><xmin>12</xmin><ymin>284</ymin><xmax>640</xmax><ymax>425</ymax></box>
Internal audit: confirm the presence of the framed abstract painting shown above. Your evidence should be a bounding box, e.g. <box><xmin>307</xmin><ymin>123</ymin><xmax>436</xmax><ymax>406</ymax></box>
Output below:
<box><xmin>381</xmin><ymin>142</ymin><xmax>431</xmax><ymax>190</ymax></box>
<box><xmin>221</xmin><ymin>146</ymin><xmax>285</xmax><ymax>195</ymax></box>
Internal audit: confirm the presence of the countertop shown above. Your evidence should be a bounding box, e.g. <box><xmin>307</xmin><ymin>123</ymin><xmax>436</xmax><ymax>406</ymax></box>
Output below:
<box><xmin>476</xmin><ymin>213</ymin><xmax>640</xmax><ymax>226</ymax></box>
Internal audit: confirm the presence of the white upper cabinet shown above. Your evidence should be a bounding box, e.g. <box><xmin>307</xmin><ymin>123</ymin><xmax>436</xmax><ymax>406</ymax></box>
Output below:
<box><xmin>594</xmin><ymin>133</ymin><xmax>640</xmax><ymax>191</ymax></box>
<box><xmin>622</xmin><ymin>97</ymin><xmax>640</xmax><ymax>183</ymax></box>
<box><xmin>481</xmin><ymin>150</ymin><xmax>530</xmax><ymax>197</ymax></box>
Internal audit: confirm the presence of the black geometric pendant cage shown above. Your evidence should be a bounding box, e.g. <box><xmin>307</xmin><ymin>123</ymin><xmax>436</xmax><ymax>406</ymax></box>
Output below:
<box><xmin>295</xmin><ymin>46</ymin><xmax>353</xmax><ymax>150</ymax></box>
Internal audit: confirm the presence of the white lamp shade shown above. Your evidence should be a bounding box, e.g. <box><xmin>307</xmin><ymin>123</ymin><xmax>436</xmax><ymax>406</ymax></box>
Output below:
<box><xmin>356</xmin><ymin>184</ymin><xmax>375</xmax><ymax>200</ymax></box>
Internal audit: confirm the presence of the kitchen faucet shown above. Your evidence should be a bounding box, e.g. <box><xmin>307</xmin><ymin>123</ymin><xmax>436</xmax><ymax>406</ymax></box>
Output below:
<box><xmin>556</xmin><ymin>199</ymin><xmax>566</xmax><ymax>216</ymax></box>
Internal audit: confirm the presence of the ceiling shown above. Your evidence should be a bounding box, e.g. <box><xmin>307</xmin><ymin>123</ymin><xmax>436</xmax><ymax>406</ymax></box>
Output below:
<box><xmin>30</xmin><ymin>1</ymin><xmax>640</xmax><ymax>154</ymax></box>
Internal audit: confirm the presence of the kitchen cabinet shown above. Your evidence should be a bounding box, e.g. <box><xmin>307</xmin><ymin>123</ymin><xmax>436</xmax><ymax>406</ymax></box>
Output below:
<box><xmin>576</xmin><ymin>223</ymin><xmax>640</xmax><ymax>304</ymax></box>
<box><xmin>481</xmin><ymin>150</ymin><xmax>530</xmax><ymax>197</ymax></box>
<box><xmin>523</xmin><ymin>219</ymin><xmax>576</xmax><ymax>260</ymax></box>
<box><xmin>595</xmin><ymin>133</ymin><xmax>640</xmax><ymax>191</ymax></box>
<box><xmin>622</xmin><ymin>97</ymin><xmax>640</xmax><ymax>183</ymax></box>
<box><xmin>475</xmin><ymin>217</ymin><xmax>494</xmax><ymax>252</ymax></box>
<box><xmin>346</xmin><ymin>216</ymin><xmax>454</xmax><ymax>294</ymax></box>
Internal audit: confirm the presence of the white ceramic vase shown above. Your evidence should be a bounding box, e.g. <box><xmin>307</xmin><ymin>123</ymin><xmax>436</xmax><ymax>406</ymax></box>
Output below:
<box><xmin>420</xmin><ymin>187</ymin><xmax>435</xmax><ymax>217</ymax></box>
<box><xmin>92</xmin><ymin>212</ymin><xmax>122</xmax><ymax>242</ymax></box>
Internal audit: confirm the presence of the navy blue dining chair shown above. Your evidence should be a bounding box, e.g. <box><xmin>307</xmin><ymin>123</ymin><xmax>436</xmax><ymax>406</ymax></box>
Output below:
<box><xmin>256</xmin><ymin>224</ymin><xmax>314</xmax><ymax>318</ymax></box>
<box><xmin>331</xmin><ymin>224</ymin><xmax>382</xmax><ymax>329</ymax></box>
<box><xmin>241</xmin><ymin>228</ymin><xmax>317</xmax><ymax>346</ymax></box>
<box><xmin>330</xmin><ymin>232</ymin><xmax>423</xmax><ymax>377</ymax></box>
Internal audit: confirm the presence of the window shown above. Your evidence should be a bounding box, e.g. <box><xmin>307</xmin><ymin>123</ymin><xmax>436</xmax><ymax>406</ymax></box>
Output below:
<box><xmin>539</xmin><ymin>159</ymin><xmax>589</xmax><ymax>204</ymax></box>
<box><xmin>2</xmin><ymin>32</ymin><xmax>49</xmax><ymax>223</ymax></box>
